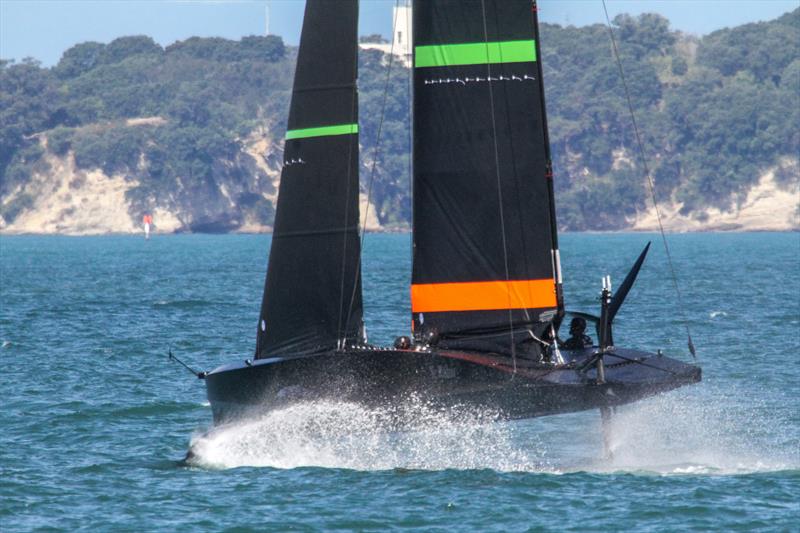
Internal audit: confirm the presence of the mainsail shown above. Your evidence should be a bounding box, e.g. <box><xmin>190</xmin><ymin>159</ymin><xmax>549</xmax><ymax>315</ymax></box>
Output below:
<box><xmin>256</xmin><ymin>0</ymin><xmax>363</xmax><ymax>357</ymax></box>
<box><xmin>411</xmin><ymin>0</ymin><xmax>563</xmax><ymax>356</ymax></box>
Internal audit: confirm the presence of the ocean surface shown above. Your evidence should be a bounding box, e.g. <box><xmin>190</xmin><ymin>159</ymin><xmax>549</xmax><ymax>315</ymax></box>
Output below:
<box><xmin>1</xmin><ymin>232</ymin><xmax>798</xmax><ymax>531</ymax></box>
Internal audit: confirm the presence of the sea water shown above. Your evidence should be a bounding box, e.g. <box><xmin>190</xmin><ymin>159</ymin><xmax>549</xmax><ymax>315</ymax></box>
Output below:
<box><xmin>1</xmin><ymin>233</ymin><xmax>798</xmax><ymax>531</ymax></box>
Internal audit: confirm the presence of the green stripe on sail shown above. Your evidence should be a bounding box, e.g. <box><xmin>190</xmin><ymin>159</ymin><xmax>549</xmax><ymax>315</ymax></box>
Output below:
<box><xmin>285</xmin><ymin>123</ymin><xmax>358</xmax><ymax>140</ymax></box>
<box><xmin>415</xmin><ymin>40</ymin><xmax>536</xmax><ymax>68</ymax></box>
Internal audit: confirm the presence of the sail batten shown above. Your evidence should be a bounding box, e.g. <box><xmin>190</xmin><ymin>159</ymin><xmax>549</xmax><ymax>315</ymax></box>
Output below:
<box><xmin>411</xmin><ymin>0</ymin><xmax>562</xmax><ymax>357</ymax></box>
<box><xmin>255</xmin><ymin>0</ymin><xmax>363</xmax><ymax>358</ymax></box>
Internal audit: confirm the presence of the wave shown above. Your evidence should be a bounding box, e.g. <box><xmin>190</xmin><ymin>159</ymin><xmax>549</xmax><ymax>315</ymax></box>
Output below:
<box><xmin>49</xmin><ymin>401</ymin><xmax>204</xmax><ymax>423</ymax></box>
<box><xmin>151</xmin><ymin>299</ymin><xmax>231</xmax><ymax>309</ymax></box>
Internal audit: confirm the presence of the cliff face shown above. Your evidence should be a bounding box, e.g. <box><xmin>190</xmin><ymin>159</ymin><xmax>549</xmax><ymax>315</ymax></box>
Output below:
<box><xmin>0</xmin><ymin>127</ymin><xmax>274</xmax><ymax>235</ymax></box>
<box><xmin>4</xmin><ymin>141</ymin><xmax>795</xmax><ymax>234</ymax></box>
<box><xmin>0</xmin><ymin>147</ymin><xmax>144</xmax><ymax>235</ymax></box>
<box><xmin>551</xmin><ymin>147</ymin><xmax>800</xmax><ymax>233</ymax></box>
<box><xmin>0</xmin><ymin>126</ymin><xmax>384</xmax><ymax>235</ymax></box>
<box><xmin>630</xmin><ymin>163</ymin><xmax>800</xmax><ymax>232</ymax></box>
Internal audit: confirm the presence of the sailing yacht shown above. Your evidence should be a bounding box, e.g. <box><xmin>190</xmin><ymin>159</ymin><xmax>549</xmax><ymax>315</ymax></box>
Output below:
<box><xmin>201</xmin><ymin>0</ymin><xmax>700</xmax><ymax>428</ymax></box>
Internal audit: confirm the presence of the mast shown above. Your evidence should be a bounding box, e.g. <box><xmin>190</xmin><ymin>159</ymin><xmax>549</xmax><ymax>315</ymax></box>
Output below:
<box><xmin>532</xmin><ymin>0</ymin><xmax>564</xmax><ymax>320</ymax></box>
<box><xmin>410</xmin><ymin>0</ymin><xmax>563</xmax><ymax>357</ymax></box>
<box><xmin>255</xmin><ymin>0</ymin><xmax>363</xmax><ymax>358</ymax></box>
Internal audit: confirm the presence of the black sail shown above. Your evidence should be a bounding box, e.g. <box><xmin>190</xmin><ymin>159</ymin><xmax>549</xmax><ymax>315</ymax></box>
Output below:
<box><xmin>411</xmin><ymin>0</ymin><xmax>563</xmax><ymax>356</ymax></box>
<box><xmin>255</xmin><ymin>0</ymin><xmax>363</xmax><ymax>358</ymax></box>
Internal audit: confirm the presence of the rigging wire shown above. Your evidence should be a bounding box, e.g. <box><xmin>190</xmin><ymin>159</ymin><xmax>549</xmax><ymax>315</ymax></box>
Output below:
<box><xmin>480</xmin><ymin>0</ymin><xmax>517</xmax><ymax>373</ymax></box>
<box><xmin>601</xmin><ymin>0</ymin><xmax>696</xmax><ymax>359</ymax></box>
<box><xmin>343</xmin><ymin>0</ymin><xmax>402</xmax><ymax>340</ymax></box>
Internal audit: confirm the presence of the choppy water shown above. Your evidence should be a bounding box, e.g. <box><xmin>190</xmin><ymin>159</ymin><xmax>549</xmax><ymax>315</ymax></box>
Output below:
<box><xmin>1</xmin><ymin>233</ymin><xmax>798</xmax><ymax>531</ymax></box>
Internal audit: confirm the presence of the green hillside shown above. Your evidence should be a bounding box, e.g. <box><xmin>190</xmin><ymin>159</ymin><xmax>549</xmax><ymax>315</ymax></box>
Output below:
<box><xmin>1</xmin><ymin>9</ymin><xmax>797</xmax><ymax>231</ymax></box>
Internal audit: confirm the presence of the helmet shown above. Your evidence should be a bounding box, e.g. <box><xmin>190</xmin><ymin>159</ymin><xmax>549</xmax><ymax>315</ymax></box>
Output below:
<box><xmin>569</xmin><ymin>317</ymin><xmax>587</xmax><ymax>334</ymax></box>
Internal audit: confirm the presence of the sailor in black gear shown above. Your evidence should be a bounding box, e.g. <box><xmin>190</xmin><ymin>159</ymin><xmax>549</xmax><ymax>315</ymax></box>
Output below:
<box><xmin>562</xmin><ymin>317</ymin><xmax>593</xmax><ymax>350</ymax></box>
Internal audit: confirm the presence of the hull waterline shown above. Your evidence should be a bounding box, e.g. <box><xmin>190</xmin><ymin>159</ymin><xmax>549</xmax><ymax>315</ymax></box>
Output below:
<box><xmin>203</xmin><ymin>347</ymin><xmax>701</xmax><ymax>425</ymax></box>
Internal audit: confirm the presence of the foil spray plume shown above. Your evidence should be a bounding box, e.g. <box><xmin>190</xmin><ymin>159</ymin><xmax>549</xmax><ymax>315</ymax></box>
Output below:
<box><xmin>187</xmin><ymin>395</ymin><xmax>548</xmax><ymax>472</ymax></box>
<box><xmin>187</xmin><ymin>388</ymin><xmax>798</xmax><ymax>475</ymax></box>
<box><xmin>589</xmin><ymin>383</ymin><xmax>799</xmax><ymax>475</ymax></box>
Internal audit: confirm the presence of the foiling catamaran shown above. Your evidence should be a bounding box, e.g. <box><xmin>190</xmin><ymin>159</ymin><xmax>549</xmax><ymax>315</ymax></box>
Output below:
<box><xmin>193</xmin><ymin>0</ymin><xmax>701</xmax><ymax>443</ymax></box>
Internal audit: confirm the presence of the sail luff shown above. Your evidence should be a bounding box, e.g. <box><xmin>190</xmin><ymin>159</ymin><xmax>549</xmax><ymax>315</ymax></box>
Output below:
<box><xmin>531</xmin><ymin>0</ymin><xmax>564</xmax><ymax>318</ymax></box>
<box><xmin>255</xmin><ymin>0</ymin><xmax>363</xmax><ymax>358</ymax></box>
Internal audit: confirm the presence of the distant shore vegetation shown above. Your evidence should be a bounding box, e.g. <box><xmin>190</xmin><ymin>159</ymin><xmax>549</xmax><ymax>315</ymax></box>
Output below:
<box><xmin>1</xmin><ymin>9</ymin><xmax>797</xmax><ymax>231</ymax></box>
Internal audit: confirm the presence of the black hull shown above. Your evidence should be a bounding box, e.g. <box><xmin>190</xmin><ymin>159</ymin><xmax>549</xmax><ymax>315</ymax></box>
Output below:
<box><xmin>204</xmin><ymin>347</ymin><xmax>701</xmax><ymax>425</ymax></box>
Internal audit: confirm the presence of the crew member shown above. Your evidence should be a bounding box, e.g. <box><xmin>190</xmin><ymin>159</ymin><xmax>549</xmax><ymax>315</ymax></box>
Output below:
<box><xmin>562</xmin><ymin>317</ymin><xmax>593</xmax><ymax>350</ymax></box>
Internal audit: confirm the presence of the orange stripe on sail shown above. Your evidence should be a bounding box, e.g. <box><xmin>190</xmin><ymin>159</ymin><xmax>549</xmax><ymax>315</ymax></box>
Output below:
<box><xmin>411</xmin><ymin>279</ymin><xmax>557</xmax><ymax>313</ymax></box>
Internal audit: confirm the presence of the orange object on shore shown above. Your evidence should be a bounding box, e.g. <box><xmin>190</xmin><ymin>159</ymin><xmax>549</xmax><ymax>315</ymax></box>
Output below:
<box><xmin>142</xmin><ymin>214</ymin><xmax>153</xmax><ymax>224</ymax></box>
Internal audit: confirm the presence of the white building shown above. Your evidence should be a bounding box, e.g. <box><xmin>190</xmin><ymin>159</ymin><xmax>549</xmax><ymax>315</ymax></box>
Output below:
<box><xmin>359</xmin><ymin>1</ymin><xmax>412</xmax><ymax>67</ymax></box>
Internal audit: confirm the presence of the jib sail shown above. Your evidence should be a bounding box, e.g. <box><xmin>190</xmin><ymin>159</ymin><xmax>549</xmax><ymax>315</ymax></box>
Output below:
<box><xmin>256</xmin><ymin>0</ymin><xmax>364</xmax><ymax>357</ymax></box>
<box><xmin>411</xmin><ymin>0</ymin><xmax>563</xmax><ymax>357</ymax></box>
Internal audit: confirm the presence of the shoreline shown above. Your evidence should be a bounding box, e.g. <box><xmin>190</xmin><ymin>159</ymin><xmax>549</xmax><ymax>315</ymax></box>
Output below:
<box><xmin>2</xmin><ymin>227</ymin><xmax>798</xmax><ymax>237</ymax></box>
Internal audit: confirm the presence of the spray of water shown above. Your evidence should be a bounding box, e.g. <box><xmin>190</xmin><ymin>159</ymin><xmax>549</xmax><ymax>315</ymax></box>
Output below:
<box><xmin>589</xmin><ymin>384</ymin><xmax>799</xmax><ymax>475</ymax></box>
<box><xmin>188</xmin><ymin>395</ymin><xmax>548</xmax><ymax>471</ymax></box>
<box><xmin>187</xmin><ymin>387</ymin><xmax>798</xmax><ymax>475</ymax></box>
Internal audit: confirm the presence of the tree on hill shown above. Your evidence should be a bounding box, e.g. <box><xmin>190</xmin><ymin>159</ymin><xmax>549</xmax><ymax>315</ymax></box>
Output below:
<box><xmin>1</xmin><ymin>8</ymin><xmax>797</xmax><ymax>230</ymax></box>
